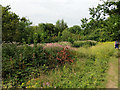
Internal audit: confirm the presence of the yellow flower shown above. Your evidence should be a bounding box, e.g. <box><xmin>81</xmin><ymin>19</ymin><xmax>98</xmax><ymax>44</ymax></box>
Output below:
<box><xmin>32</xmin><ymin>86</ymin><xmax>35</xmax><ymax>88</ymax></box>
<box><xmin>22</xmin><ymin>83</ymin><xmax>24</xmax><ymax>85</ymax></box>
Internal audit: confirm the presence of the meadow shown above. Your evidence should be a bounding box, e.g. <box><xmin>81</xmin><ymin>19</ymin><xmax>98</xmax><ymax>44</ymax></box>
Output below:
<box><xmin>2</xmin><ymin>1</ymin><xmax>120</xmax><ymax>89</ymax></box>
<box><xmin>2</xmin><ymin>41</ymin><xmax>119</xmax><ymax>88</ymax></box>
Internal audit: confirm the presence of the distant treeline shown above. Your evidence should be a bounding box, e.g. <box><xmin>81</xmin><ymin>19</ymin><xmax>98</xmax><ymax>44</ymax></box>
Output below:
<box><xmin>2</xmin><ymin>0</ymin><xmax>120</xmax><ymax>43</ymax></box>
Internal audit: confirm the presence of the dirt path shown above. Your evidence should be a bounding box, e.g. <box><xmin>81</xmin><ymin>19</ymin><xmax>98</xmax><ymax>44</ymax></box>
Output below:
<box><xmin>106</xmin><ymin>63</ymin><xmax>118</xmax><ymax>88</ymax></box>
<box><xmin>106</xmin><ymin>53</ymin><xmax>119</xmax><ymax>88</ymax></box>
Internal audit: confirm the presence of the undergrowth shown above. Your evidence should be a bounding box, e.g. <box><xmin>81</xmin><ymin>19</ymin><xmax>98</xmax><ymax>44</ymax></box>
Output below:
<box><xmin>2</xmin><ymin>41</ymin><xmax>117</xmax><ymax>88</ymax></box>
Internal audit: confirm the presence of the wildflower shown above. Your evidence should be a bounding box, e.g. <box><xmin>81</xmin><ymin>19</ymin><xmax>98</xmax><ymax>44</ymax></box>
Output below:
<box><xmin>21</xmin><ymin>83</ymin><xmax>24</xmax><ymax>85</ymax></box>
<box><xmin>43</xmin><ymin>83</ymin><xmax>45</xmax><ymax>86</ymax></box>
<box><xmin>46</xmin><ymin>82</ymin><xmax>50</xmax><ymax>86</ymax></box>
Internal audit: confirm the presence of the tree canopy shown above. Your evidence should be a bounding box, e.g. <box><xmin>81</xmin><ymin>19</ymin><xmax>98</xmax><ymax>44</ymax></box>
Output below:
<box><xmin>80</xmin><ymin>0</ymin><xmax>120</xmax><ymax>41</ymax></box>
<box><xmin>2</xmin><ymin>0</ymin><xmax>120</xmax><ymax>43</ymax></box>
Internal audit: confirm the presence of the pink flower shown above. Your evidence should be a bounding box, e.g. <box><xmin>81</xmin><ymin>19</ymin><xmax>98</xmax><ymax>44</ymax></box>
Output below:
<box><xmin>46</xmin><ymin>82</ymin><xmax>50</xmax><ymax>86</ymax></box>
<box><xmin>43</xmin><ymin>83</ymin><xmax>45</xmax><ymax>86</ymax></box>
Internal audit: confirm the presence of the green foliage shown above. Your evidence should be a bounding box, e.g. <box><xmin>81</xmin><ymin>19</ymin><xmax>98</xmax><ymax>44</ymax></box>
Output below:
<box><xmin>3</xmin><ymin>41</ymin><xmax>117</xmax><ymax>88</ymax></box>
<box><xmin>2</xmin><ymin>43</ymin><xmax>45</xmax><ymax>86</ymax></box>
<box><xmin>80</xmin><ymin>1</ymin><xmax>120</xmax><ymax>41</ymax></box>
<box><xmin>2</xmin><ymin>1</ymin><xmax>120</xmax><ymax>88</ymax></box>
<box><xmin>55</xmin><ymin>19</ymin><xmax>68</xmax><ymax>34</ymax></box>
<box><xmin>2</xmin><ymin>1</ymin><xmax>120</xmax><ymax>43</ymax></box>
<box><xmin>72</xmin><ymin>40</ymin><xmax>97</xmax><ymax>48</ymax></box>
<box><xmin>28</xmin><ymin>22</ymin><xmax>67</xmax><ymax>43</ymax></box>
<box><xmin>62</xmin><ymin>29</ymin><xmax>81</xmax><ymax>42</ymax></box>
<box><xmin>43</xmin><ymin>46</ymin><xmax>63</xmax><ymax>68</ymax></box>
<box><xmin>24</xmin><ymin>42</ymin><xmax>116</xmax><ymax>88</ymax></box>
<box><xmin>2</xmin><ymin>5</ymin><xmax>32</xmax><ymax>43</ymax></box>
<box><xmin>2</xmin><ymin>42</ymin><xmax>77</xmax><ymax>88</ymax></box>
<box><xmin>43</xmin><ymin>45</ymin><xmax>76</xmax><ymax>68</ymax></box>
<box><xmin>62</xmin><ymin>29</ymin><xmax>71</xmax><ymax>41</ymax></box>
<box><xmin>68</xmin><ymin>25</ymin><xmax>81</xmax><ymax>34</ymax></box>
<box><xmin>2</xmin><ymin>5</ymin><xmax>19</xmax><ymax>42</ymax></box>
<box><xmin>68</xmin><ymin>37</ymin><xmax>74</xmax><ymax>44</ymax></box>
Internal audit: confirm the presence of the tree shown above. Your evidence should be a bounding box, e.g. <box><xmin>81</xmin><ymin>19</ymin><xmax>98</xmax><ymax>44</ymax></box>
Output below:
<box><xmin>45</xmin><ymin>23</ymin><xmax>56</xmax><ymax>36</ymax></box>
<box><xmin>2</xmin><ymin>5</ymin><xmax>32</xmax><ymax>42</ymax></box>
<box><xmin>55</xmin><ymin>19</ymin><xmax>68</xmax><ymax>35</ymax></box>
<box><xmin>80</xmin><ymin>0</ymin><xmax>120</xmax><ymax>41</ymax></box>
<box><xmin>99</xmin><ymin>0</ymin><xmax>120</xmax><ymax>40</ymax></box>
<box><xmin>68</xmin><ymin>25</ymin><xmax>81</xmax><ymax>34</ymax></box>
<box><xmin>16</xmin><ymin>17</ymin><xmax>32</xmax><ymax>42</ymax></box>
<box><xmin>2</xmin><ymin>5</ymin><xmax>20</xmax><ymax>42</ymax></box>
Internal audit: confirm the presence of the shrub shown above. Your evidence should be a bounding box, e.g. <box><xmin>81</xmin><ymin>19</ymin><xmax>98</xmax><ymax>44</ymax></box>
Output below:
<box><xmin>72</xmin><ymin>40</ymin><xmax>97</xmax><ymax>48</ymax></box>
<box><xmin>68</xmin><ymin>37</ymin><xmax>74</xmax><ymax>44</ymax></box>
<box><xmin>43</xmin><ymin>45</ymin><xmax>77</xmax><ymax>68</ymax></box>
<box><xmin>43</xmin><ymin>46</ymin><xmax>63</xmax><ymax>68</ymax></box>
<box><xmin>56</xmin><ymin>47</ymin><xmax>75</xmax><ymax>65</ymax></box>
<box><xmin>58</xmin><ymin>41</ymin><xmax>72</xmax><ymax>47</ymax></box>
<box><xmin>2</xmin><ymin>43</ymin><xmax>46</xmax><ymax>86</ymax></box>
<box><xmin>62</xmin><ymin>29</ymin><xmax>81</xmax><ymax>42</ymax></box>
<box><xmin>2</xmin><ymin>42</ymin><xmax>79</xmax><ymax>88</ymax></box>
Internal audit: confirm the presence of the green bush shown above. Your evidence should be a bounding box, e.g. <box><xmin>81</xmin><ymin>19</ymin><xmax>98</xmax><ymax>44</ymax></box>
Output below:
<box><xmin>68</xmin><ymin>37</ymin><xmax>74</xmax><ymax>44</ymax></box>
<box><xmin>43</xmin><ymin>46</ymin><xmax>77</xmax><ymax>68</ymax></box>
<box><xmin>26</xmin><ymin>42</ymin><xmax>115</xmax><ymax>88</ymax></box>
<box><xmin>25</xmin><ymin>42</ymin><xmax>115</xmax><ymax>88</ymax></box>
<box><xmin>2</xmin><ymin>43</ymin><xmax>46</xmax><ymax>86</ymax></box>
<box><xmin>62</xmin><ymin>29</ymin><xmax>81</xmax><ymax>42</ymax></box>
<box><xmin>72</xmin><ymin>40</ymin><xmax>97</xmax><ymax>47</ymax></box>
<box><xmin>2</xmin><ymin>42</ymin><xmax>78</xmax><ymax>88</ymax></box>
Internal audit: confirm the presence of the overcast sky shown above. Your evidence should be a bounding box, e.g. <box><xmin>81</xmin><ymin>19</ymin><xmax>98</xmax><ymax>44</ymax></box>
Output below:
<box><xmin>0</xmin><ymin>0</ymin><xmax>102</xmax><ymax>27</ymax></box>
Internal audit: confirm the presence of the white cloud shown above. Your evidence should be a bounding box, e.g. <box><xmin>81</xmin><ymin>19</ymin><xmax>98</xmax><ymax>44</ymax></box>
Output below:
<box><xmin>0</xmin><ymin>0</ymin><xmax>101</xmax><ymax>27</ymax></box>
